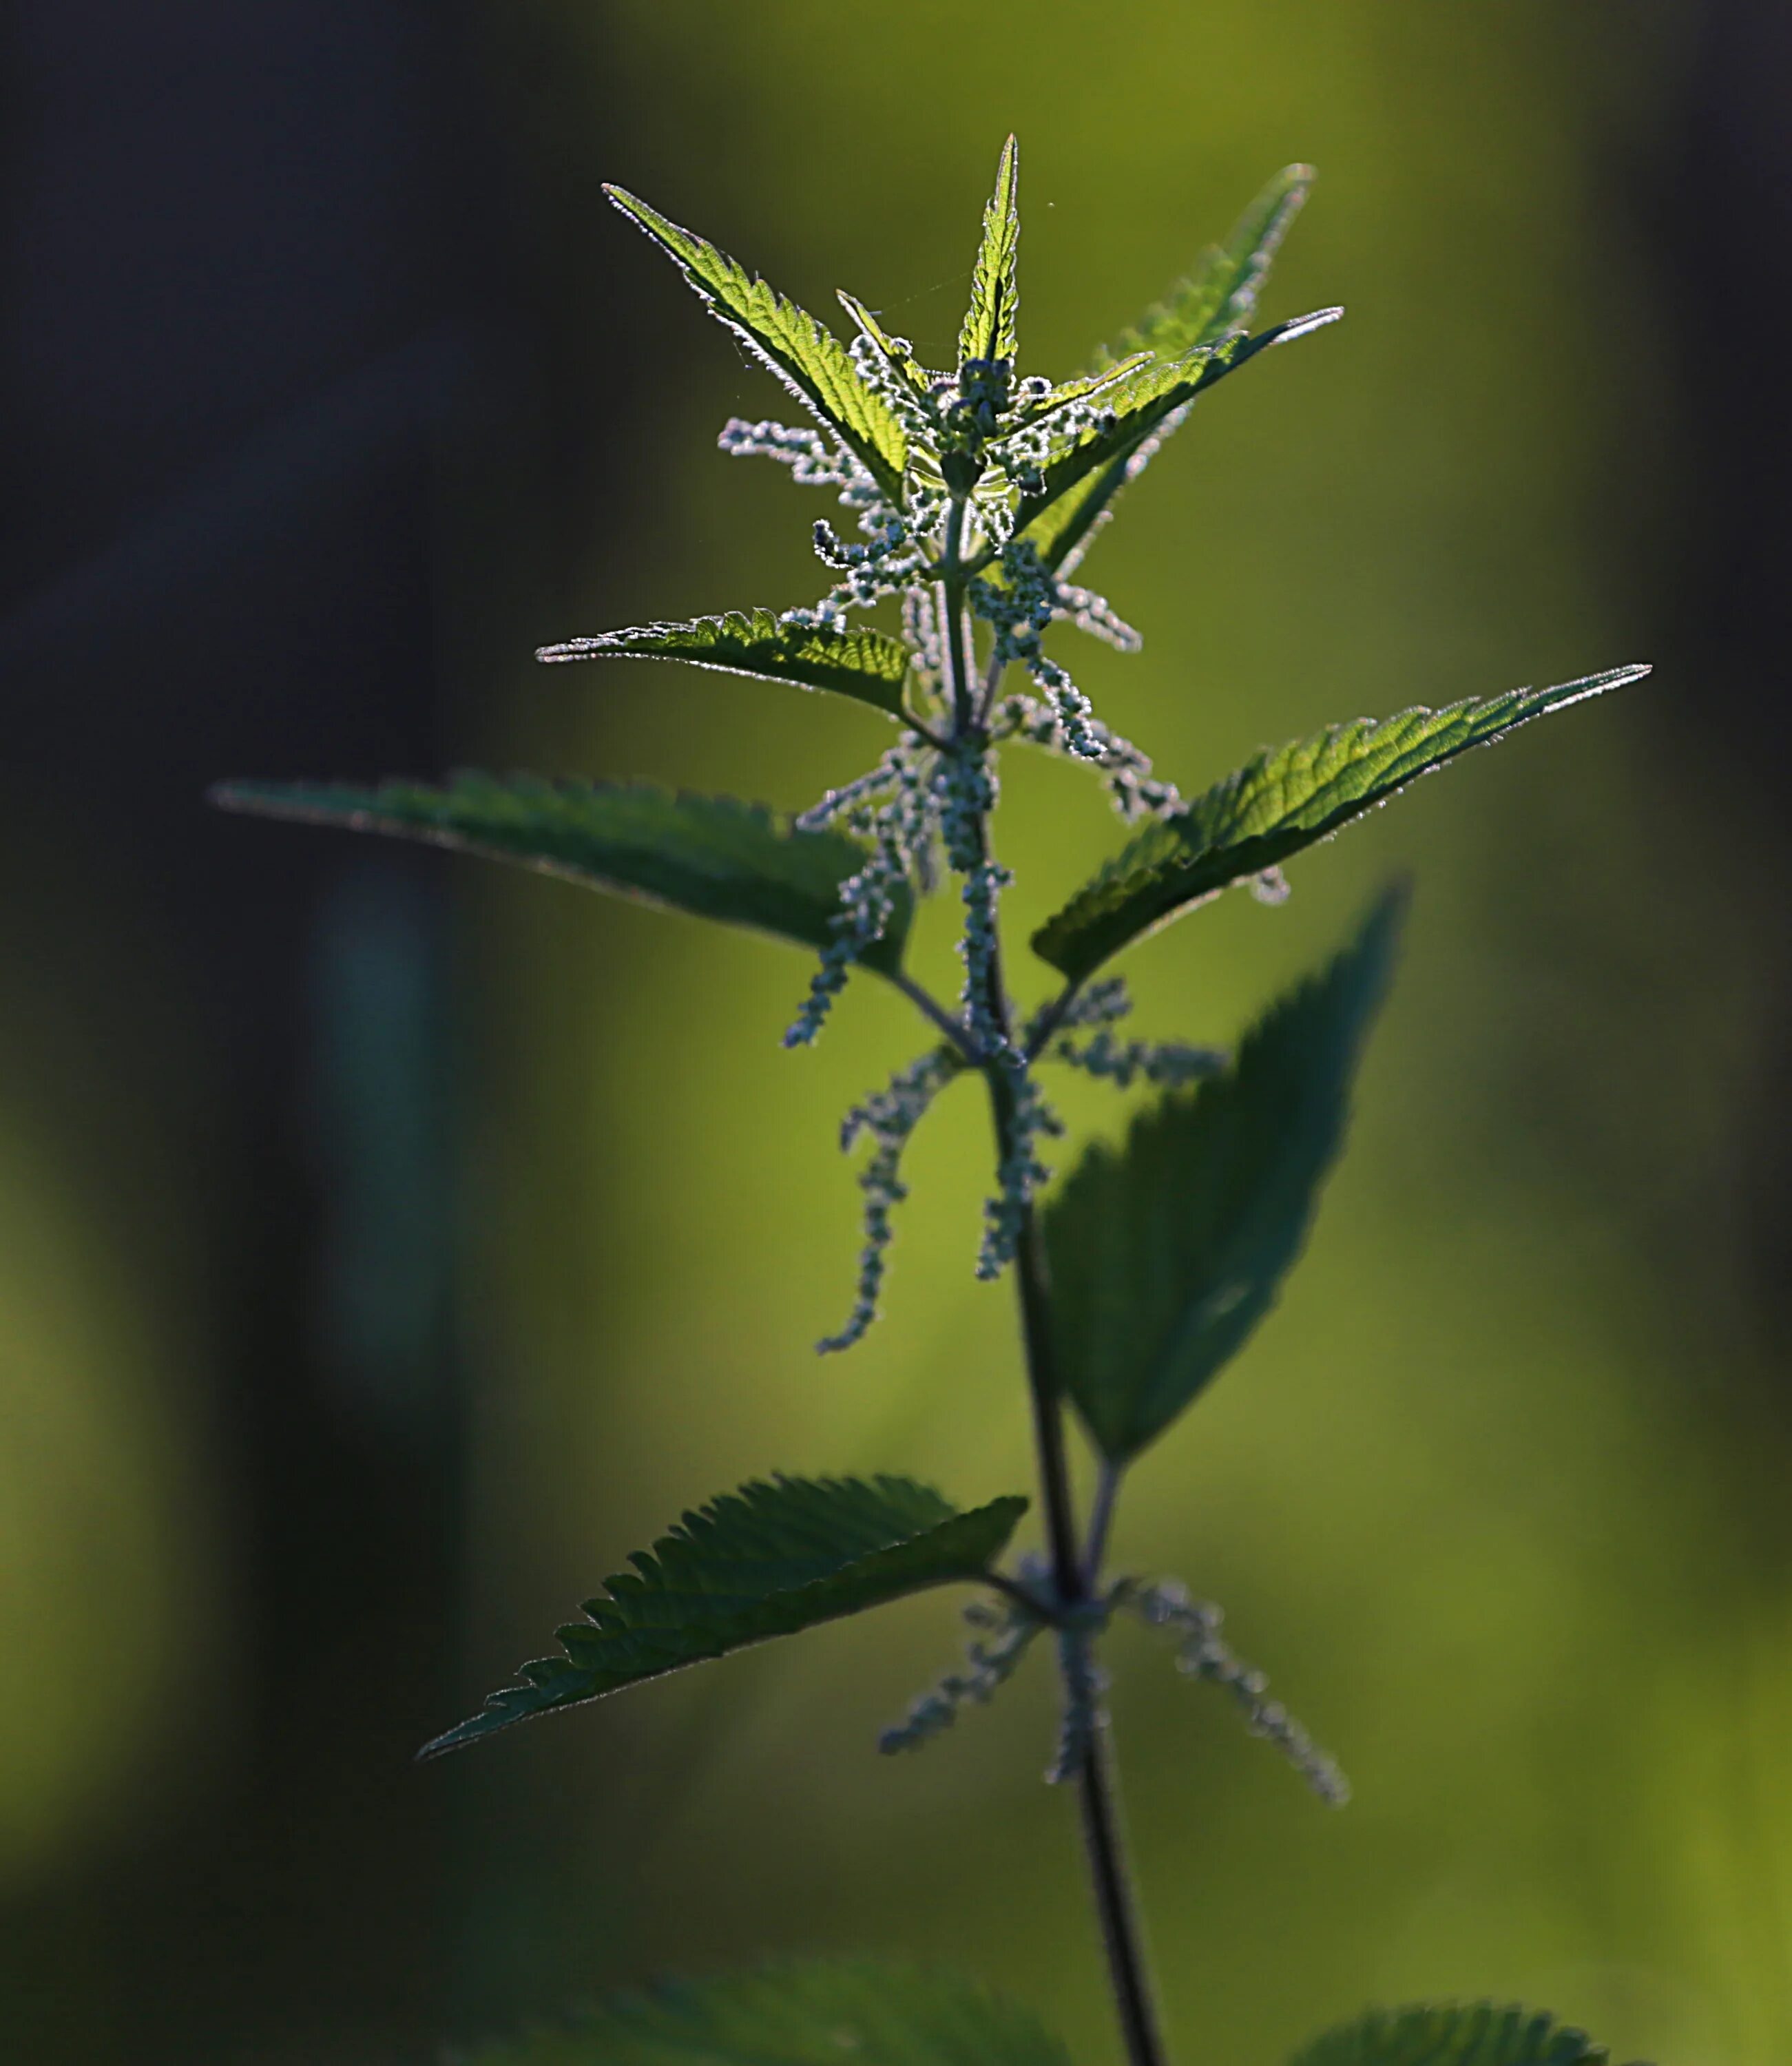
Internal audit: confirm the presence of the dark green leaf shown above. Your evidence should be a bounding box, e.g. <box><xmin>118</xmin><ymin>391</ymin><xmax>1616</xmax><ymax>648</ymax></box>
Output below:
<box><xmin>605</xmin><ymin>185</ymin><xmax>906</xmax><ymax>498</ymax></box>
<box><xmin>455</xmin><ymin>1958</ymin><xmax>1071</xmax><ymax>2066</ymax></box>
<box><xmin>420</xmin><ymin>1476</ymin><xmax>1028</xmax><ymax>1757</ymax></box>
<box><xmin>958</xmin><ymin>135</ymin><xmax>1021</xmax><ymax>369</ymax></box>
<box><xmin>1032</xmin><ymin>667</ymin><xmax>1646</xmax><ymax>985</ymax></box>
<box><xmin>1044</xmin><ymin>890</ymin><xmax>1403</xmax><ymax>1462</ymax></box>
<box><xmin>1099</xmin><ymin>163</ymin><xmax>1315</xmax><ymax>364</ymax></box>
<box><xmin>1020</xmin><ymin>165</ymin><xmax>1326</xmax><ymax>574</ymax></box>
<box><xmin>213</xmin><ymin>776</ymin><xmax>915</xmax><ymax>974</ymax></box>
<box><xmin>536</xmin><ymin>609</ymin><xmax>912</xmax><ymax>719</ymax></box>
<box><xmin>1289</xmin><ymin>2003</ymin><xmax>1612</xmax><ymax>2066</ymax></box>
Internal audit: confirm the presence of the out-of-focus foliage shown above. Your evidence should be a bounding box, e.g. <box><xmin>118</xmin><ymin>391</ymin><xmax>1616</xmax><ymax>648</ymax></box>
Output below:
<box><xmin>1288</xmin><ymin>2003</ymin><xmax>1611</xmax><ymax>2066</ymax></box>
<box><xmin>459</xmin><ymin>1959</ymin><xmax>1070</xmax><ymax>2066</ymax></box>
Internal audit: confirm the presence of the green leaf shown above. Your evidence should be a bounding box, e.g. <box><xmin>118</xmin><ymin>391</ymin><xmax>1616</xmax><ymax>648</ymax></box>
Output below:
<box><xmin>455</xmin><ymin>1958</ymin><xmax>1071</xmax><ymax>2066</ymax></box>
<box><xmin>419</xmin><ymin>1476</ymin><xmax>1028</xmax><ymax>1757</ymax></box>
<box><xmin>1043</xmin><ymin>890</ymin><xmax>1403</xmax><ymax>1463</ymax></box>
<box><xmin>1032</xmin><ymin>666</ymin><xmax>1647</xmax><ymax>985</ymax></box>
<box><xmin>1100</xmin><ymin>163</ymin><xmax>1315</xmax><ymax>364</ymax></box>
<box><xmin>1020</xmin><ymin>165</ymin><xmax>1326</xmax><ymax>574</ymax></box>
<box><xmin>536</xmin><ymin>609</ymin><xmax>912</xmax><ymax>719</ymax></box>
<box><xmin>213</xmin><ymin>776</ymin><xmax>915</xmax><ymax>974</ymax></box>
<box><xmin>1013</xmin><ymin>309</ymin><xmax>1340</xmax><ymax>560</ymax></box>
<box><xmin>605</xmin><ymin>184</ymin><xmax>906</xmax><ymax>498</ymax></box>
<box><xmin>958</xmin><ymin>135</ymin><xmax>1021</xmax><ymax>368</ymax></box>
<box><xmin>1289</xmin><ymin>2002</ymin><xmax>1612</xmax><ymax>2066</ymax></box>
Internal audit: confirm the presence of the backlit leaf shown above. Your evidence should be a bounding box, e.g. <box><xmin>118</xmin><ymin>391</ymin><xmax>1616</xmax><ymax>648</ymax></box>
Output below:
<box><xmin>420</xmin><ymin>1475</ymin><xmax>1028</xmax><ymax>1757</ymax></box>
<box><xmin>456</xmin><ymin>1958</ymin><xmax>1070</xmax><ymax>2066</ymax></box>
<box><xmin>1032</xmin><ymin>667</ymin><xmax>1646</xmax><ymax>985</ymax></box>
<box><xmin>605</xmin><ymin>185</ymin><xmax>906</xmax><ymax>497</ymax></box>
<box><xmin>959</xmin><ymin>135</ymin><xmax>1021</xmax><ymax>369</ymax></box>
<box><xmin>1013</xmin><ymin>310</ymin><xmax>1341</xmax><ymax>564</ymax></box>
<box><xmin>1100</xmin><ymin>163</ymin><xmax>1315</xmax><ymax>364</ymax></box>
<box><xmin>1022</xmin><ymin>165</ymin><xmax>1326</xmax><ymax>574</ymax></box>
<box><xmin>537</xmin><ymin>609</ymin><xmax>912</xmax><ymax>719</ymax></box>
<box><xmin>213</xmin><ymin>775</ymin><xmax>915</xmax><ymax>974</ymax></box>
<box><xmin>1043</xmin><ymin>891</ymin><xmax>1402</xmax><ymax>1462</ymax></box>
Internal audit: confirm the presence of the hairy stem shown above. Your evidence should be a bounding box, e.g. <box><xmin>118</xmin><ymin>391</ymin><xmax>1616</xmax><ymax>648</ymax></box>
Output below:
<box><xmin>941</xmin><ymin>512</ymin><xmax>1169</xmax><ymax>2066</ymax></box>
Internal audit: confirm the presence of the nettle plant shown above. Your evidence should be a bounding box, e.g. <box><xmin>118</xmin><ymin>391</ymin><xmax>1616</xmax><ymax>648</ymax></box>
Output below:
<box><xmin>220</xmin><ymin>143</ymin><xmax>1649</xmax><ymax>2066</ymax></box>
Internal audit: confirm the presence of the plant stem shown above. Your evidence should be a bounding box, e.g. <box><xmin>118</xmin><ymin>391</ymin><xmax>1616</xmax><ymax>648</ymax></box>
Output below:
<box><xmin>940</xmin><ymin>510</ymin><xmax>1169</xmax><ymax>2066</ymax></box>
<box><xmin>1082</xmin><ymin>1459</ymin><xmax>1124</xmax><ymax>1593</ymax></box>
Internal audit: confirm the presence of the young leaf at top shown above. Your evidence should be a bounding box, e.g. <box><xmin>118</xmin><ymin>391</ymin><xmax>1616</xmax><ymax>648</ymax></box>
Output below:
<box><xmin>1012</xmin><ymin>309</ymin><xmax>1341</xmax><ymax>557</ymax></box>
<box><xmin>537</xmin><ymin>609</ymin><xmax>913</xmax><ymax>720</ymax></box>
<box><xmin>1099</xmin><ymin>162</ymin><xmax>1315</xmax><ymax>365</ymax></box>
<box><xmin>1032</xmin><ymin>666</ymin><xmax>1647</xmax><ymax>985</ymax></box>
<box><xmin>605</xmin><ymin>184</ymin><xmax>906</xmax><ymax>499</ymax></box>
<box><xmin>1289</xmin><ymin>2003</ymin><xmax>1613</xmax><ymax>2066</ymax></box>
<box><xmin>214</xmin><ymin>776</ymin><xmax>915</xmax><ymax>973</ymax></box>
<box><xmin>1043</xmin><ymin>889</ymin><xmax>1402</xmax><ymax>1463</ymax></box>
<box><xmin>1017</xmin><ymin>165</ymin><xmax>1325</xmax><ymax>576</ymax></box>
<box><xmin>959</xmin><ymin>134</ymin><xmax>1021</xmax><ymax>369</ymax></box>
<box><xmin>457</xmin><ymin>1958</ymin><xmax>1072</xmax><ymax>2066</ymax></box>
<box><xmin>420</xmin><ymin>1475</ymin><xmax>1028</xmax><ymax>1757</ymax></box>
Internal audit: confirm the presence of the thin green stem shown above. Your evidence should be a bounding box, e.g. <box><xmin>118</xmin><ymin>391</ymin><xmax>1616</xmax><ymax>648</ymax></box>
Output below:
<box><xmin>939</xmin><ymin>535</ymin><xmax>1169</xmax><ymax>2066</ymax></box>
<box><xmin>1082</xmin><ymin>1459</ymin><xmax>1125</xmax><ymax>1593</ymax></box>
<box><xmin>888</xmin><ymin>970</ymin><xmax>978</xmax><ymax>1062</ymax></box>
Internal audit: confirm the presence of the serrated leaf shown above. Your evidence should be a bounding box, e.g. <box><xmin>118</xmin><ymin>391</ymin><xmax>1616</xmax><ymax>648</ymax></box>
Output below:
<box><xmin>213</xmin><ymin>776</ymin><xmax>914</xmax><ymax>974</ymax></box>
<box><xmin>1021</xmin><ymin>165</ymin><xmax>1324</xmax><ymax>574</ymax></box>
<box><xmin>1043</xmin><ymin>891</ymin><xmax>1402</xmax><ymax>1463</ymax></box>
<box><xmin>1100</xmin><ymin>163</ymin><xmax>1315</xmax><ymax>365</ymax></box>
<box><xmin>838</xmin><ymin>290</ymin><xmax>932</xmax><ymax>406</ymax></box>
<box><xmin>1013</xmin><ymin>310</ymin><xmax>1340</xmax><ymax>554</ymax></box>
<box><xmin>605</xmin><ymin>185</ymin><xmax>906</xmax><ymax>498</ymax></box>
<box><xmin>1032</xmin><ymin>666</ymin><xmax>1646</xmax><ymax>985</ymax></box>
<box><xmin>1289</xmin><ymin>2002</ymin><xmax>1612</xmax><ymax>2066</ymax></box>
<box><xmin>456</xmin><ymin>1958</ymin><xmax>1071</xmax><ymax>2066</ymax></box>
<box><xmin>536</xmin><ymin>609</ymin><xmax>912</xmax><ymax>719</ymax></box>
<box><xmin>420</xmin><ymin>1476</ymin><xmax>1028</xmax><ymax>1757</ymax></box>
<box><xmin>959</xmin><ymin>135</ymin><xmax>1021</xmax><ymax>369</ymax></box>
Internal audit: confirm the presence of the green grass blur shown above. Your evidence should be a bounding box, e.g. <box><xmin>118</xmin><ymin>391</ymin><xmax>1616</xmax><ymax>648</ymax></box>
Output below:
<box><xmin>5</xmin><ymin>5</ymin><xmax>1789</xmax><ymax>2062</ymax></box>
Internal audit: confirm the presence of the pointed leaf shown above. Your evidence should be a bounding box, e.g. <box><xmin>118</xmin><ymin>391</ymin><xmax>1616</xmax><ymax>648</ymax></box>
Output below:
<box><xmin>958</xmin><ymin>135</ymin><xmax>1021</xmax><ymax>368</ymax></box>
<box><xmin>458</xmin><ymin>1959</ymin><xmax>1071</xmax><ymax>2066</ymax></box>
<box><xmin>1099</xmin><ymin>163</ymin><xmax>1315</xmax><ymax>365</ymax></box>
<box><xmin>605</xmin><ymin>185</ymin><xmax>906</xmax><ymax>497</ymax></box>
<box><xmin>421</xmin><ymin>1476</ymin><xmax>1028</xmax><ymax>1757</ymax></box>
<box><xmin>1032</xmin><ymin>667</ymin><xmax>1646</xmax><ymax>985</ymax></box>
<box><xmin>213</xmin><ymin>776</ymin><xmax>914</xmax><ymax>974</ymax></box>
<box><xmin>1289</xmin><ymin>2003</ymin><xmax>1612</xmax><ymax>2066</ymax></box>
<box><xmin>537</xmin><ymin>609</ymin><xmax>912</xmax><ymax>719</ymax></box>
<box><xmin>1021</xmin><ymin>165</ymin><xmax>1324</xmax><ymax>574</ymax></box>
<box><xmin>1012</xmin><ymin>310</ymin><xmax>1342</xmax><ymax>556</ymax></box>
<box><xmin>1044</xmin><ymin>891</ymin><xmax>1403</xmax><ymax>1462</ymax></box>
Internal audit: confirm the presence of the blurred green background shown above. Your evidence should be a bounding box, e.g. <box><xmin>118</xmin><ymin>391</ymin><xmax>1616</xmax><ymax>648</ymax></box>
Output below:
<box><xmin>6</xmin><ymin>2</ymin><xmax>1791</xmax><ymax>2060</ymax></box>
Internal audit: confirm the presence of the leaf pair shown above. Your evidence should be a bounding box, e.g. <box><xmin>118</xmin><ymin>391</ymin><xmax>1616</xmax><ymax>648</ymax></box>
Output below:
<box><xmin>421</xmin><ymin>1475</ymin><xmax>1026</xmax><ymax>1758</ymax></box>
<box><xmin>461</xmin><ymin>1959</ymin><xmax>1616</xmax><ymax>2066</ymax></box>
<box><xmin>1045</xmin><ymin>888</ymin><xmax>1403</xmax><ymax>1463</ymax></box>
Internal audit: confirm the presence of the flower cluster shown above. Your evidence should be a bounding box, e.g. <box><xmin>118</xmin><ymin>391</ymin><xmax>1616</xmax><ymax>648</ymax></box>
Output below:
<box><xmin>817</xmin><ymin>1046</ymin><xmax>962</xmax><ymax>1354</ymax></box>
<box><xmin>878</xmin><ymin>1570</ymin><xmax>1048</xmax><ymax>1755</ymax></box>
<box><xmin>1119</xmin><ymin>1578</ymin><xmax>1350</xmax><ymax>1805</ymax></box>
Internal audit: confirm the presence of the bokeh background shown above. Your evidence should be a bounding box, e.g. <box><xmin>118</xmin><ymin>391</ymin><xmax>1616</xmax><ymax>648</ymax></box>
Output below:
<box><xmin>5</xmin><ymin>3</ymin><xmax>1791</xmax><ymax>2060</ymax></box>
